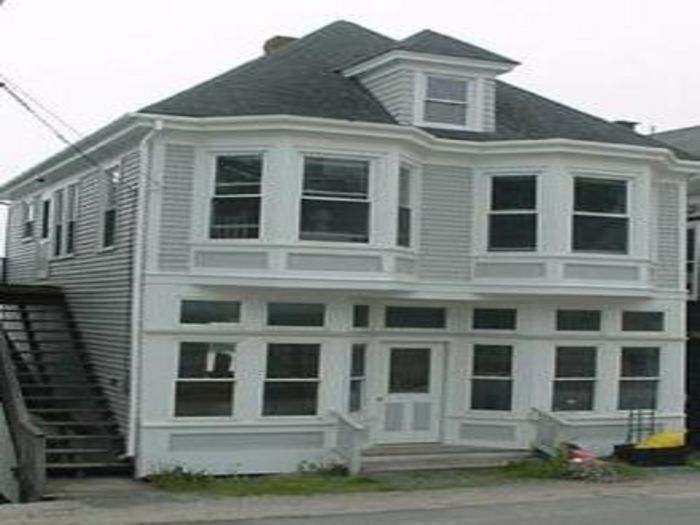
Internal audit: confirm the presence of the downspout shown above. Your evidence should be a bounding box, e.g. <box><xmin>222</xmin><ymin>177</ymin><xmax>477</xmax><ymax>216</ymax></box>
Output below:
<box><xmin>127</xmin><ymin>119</ymin><xmax>162</xmax><ymax>460</ymax></box>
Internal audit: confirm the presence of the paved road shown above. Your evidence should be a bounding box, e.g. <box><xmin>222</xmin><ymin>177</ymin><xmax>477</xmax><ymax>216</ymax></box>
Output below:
<box><xmin>167</xmin><ymin>488</ymin><xmax>700</xmax><ymax>525</ymax></box>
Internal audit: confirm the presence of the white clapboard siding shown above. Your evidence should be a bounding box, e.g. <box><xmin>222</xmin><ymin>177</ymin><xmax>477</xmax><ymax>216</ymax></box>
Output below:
<box><xmin>158</xmin><ymin>144</ymin><xmax>195</xmax><ymax>272</ymax></box>
<box><xmin>653</xmin><ymin>182</ymin><xmax>682</xmax><ymax>289</ymax></box>
<box><xmin>360</xmin><ymin>69</ymin><xmax>415</xmax><ymax>125</ymax></box>
<box><xmin>482</xmin><ymin>79</ymin><xmax>497</xmax><ymax>132</ymax></box>
<box><xmin>419</xmin><ymin>164</ymin><xmax>473</xmax><ymax>281</ymax></box>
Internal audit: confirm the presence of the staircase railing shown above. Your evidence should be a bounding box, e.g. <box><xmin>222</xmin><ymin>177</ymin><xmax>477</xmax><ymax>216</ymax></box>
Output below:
<box><xmin>332</xmin><ymin>411</ymin><xmax>366</xmax><ymax>474</ymax></box>
<box><xmin>0</xmin><ymin>331</ymin><xmax>45</xmax><ymax>502</ymax></box>
<box><xmin>530</xmin><ymin>408</ymin><xmax>573</xmax><ymax>456</ymax></box>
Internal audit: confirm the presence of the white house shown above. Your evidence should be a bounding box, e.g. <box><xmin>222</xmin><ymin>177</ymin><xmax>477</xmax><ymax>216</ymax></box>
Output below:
<box><xmin>1</xmin><ymin>21</ymin><xmax>697</xmax><ymax>478</ymax></box>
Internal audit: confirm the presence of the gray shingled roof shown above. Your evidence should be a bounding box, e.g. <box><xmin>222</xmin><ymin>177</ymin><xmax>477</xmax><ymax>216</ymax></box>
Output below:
<box><xmin>652</xmin><ymin>126</ymin><xmax>700</xmax><ymax>158</ymax></box>
<box><xmin>141</xmin><ymin>20</ymin><xmax>694</xmax><ymax>159</ymax></box>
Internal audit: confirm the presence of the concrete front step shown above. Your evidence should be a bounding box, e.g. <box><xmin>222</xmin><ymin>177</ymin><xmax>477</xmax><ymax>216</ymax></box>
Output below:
<box><xmin>360</xmin><ymin>444</ymin><xmax>530</xmax><ymax>473</ymax></box>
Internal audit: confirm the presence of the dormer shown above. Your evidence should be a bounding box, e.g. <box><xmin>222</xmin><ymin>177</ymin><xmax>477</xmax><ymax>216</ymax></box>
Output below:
<box><xmin>343</xmin><ymin>30</ymin><xmax>518</xmax><ymax>133</ymax></box>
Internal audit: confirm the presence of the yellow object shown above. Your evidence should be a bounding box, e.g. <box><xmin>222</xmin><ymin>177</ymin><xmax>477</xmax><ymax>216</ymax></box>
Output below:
<box><xmin>635</xmin><ymin>430</ymin><xmax>685</xmax><ymax>449</ymax></box>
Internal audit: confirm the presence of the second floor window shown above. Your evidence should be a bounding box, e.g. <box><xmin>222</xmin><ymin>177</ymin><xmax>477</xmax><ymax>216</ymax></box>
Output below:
<box><xmin>300</xmin><ymin>156</ymin><xmax>369</xmax><ymax>243</ymax></box>
<box><xmin>488</xmin><ymin>175</ymin><xmax>537</xmax><ymax>251</ymax></box>
<box><xmin>573</xmin><ymin>177</ymin><xmax>628</xmax><ymax>253</ymax></box>
<box><xmin>210</xmin><ymin>155</ymin><xmax>262</xmax><ymax>239</ymax></box>
<box><xmin>52</xmin><ymin>189</ymin><xmax>64</xmax><ymax>257</ymax></box>
<box><xmin>20</xmin><ymin>200</ymin><xmax>34</xmax><ymax>238</ymax></box>
<box><xmin>102</xmin><ymin>167</ymin><xmax>120</xmax><ymax>248</ymax></box>
<box><xmin>397</xmin><ymin>165</ymin><xmax>412</xmax><ymax>247</ymax></box>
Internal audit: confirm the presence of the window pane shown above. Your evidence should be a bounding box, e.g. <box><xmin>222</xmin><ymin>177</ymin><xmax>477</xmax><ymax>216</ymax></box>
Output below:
<box><xmin>267</xmin><ymin>303</ymin><xmax>325</xmax><ymax>327</ymax></box>
<box><xmin>103</xmin><ymin>209</ymin><xmax>116</xmax><ymax>247</ymax></box>
<box><xmin>353</xmin><ymin>305</ymin><xmax>369</xmax><ymax>328</ymax></box>
<box><xmin>621</xmin><ymin>347</ymin><xmax>660</xmax><ymax>377</ymax></box>
<box><xmin>556</xmin><ymin>310</ymin><xmax>601</xmax><ymax>331</ymax></box>
<box><xmin>488</xmin><ymin>214</ymin><xmax>536</xmax><ymax>250</ymax></box>
<box><xmin>266</xmin><ymin>343</ymin><xmax>319</xmax><ymax>379</ymax></box>
<box><xmin>473</xmin><ymin>345</ymin><xmax>512</xmax><ymax>377</ymax></box>
<box><xmin>303</xmin><ymin>157</ymin><xmax>368</xmax><ymax>199</ymax></box>
<box><xmin>215</xmin><ymin>155</ymin><xmax>262</xmax><ymax>195</ymax></box>
<box><xmin>427</xmin><ymin>77</ymin><xmax>467</xmax><ymax>101</ymax></box>
<box><xmin>351</xmin><ymin>344</ymin><xmax>366</xmax><ymax>377</ymax></box>
<box><xmin>473</xmin><ymin>309</ymin><xmax>517</xmax><ymax>330</ymax></box>
<box><xmin>471</xmin><ymin>379</ymin><xmax>512</xmax><ymax>410</ymax></box>
<box><xmin>385</xmin><ymin>306</ymin><xmax>446</xmax><ymax>328</ymax></box>
<box><xmin>180</xmin><ymin>300</ymin><xmax>241</xmax><ymax>324</ymax></box>
<box><xmin>491</xmin><ymin>176</ymin><xmax>536</xmax><ymax>210</ymax></box>
<box><xmin>556</xmin><ymin>347</ymin><xmax>596</xmax><ymax>378</ymax></box>
<box><xmin>300</xmin><ymin>199</ymin><xmax>369</xmax><ymax>243</ymax></box>
<box><xmin>573</xmin><ymin>216</ymin><xmax>627</xmax><ymax>253</ymax></box>
<box><xmin>399</xmin><ymin>166</ymin><xmax>411</xmax><ymax>206</ymax></box>
<box><xmin>349</xmin><ymin>379</ymin><xmax>364</xmax><ymax>413</ymax></box>
<box><xmin>178</xmin><ymin>342</ymin><xmax>235</xmax><ymax>378</ymax></box>
<box><xmin>210</xmin><ymin>197</ymin><xmax>260</xmax><ymax>239</ymax></box>
<box><xmin>619</xmin><ymin>380</ymin><xmax>657</xmax><ymax>410</ymax></box>
<box><xmin>575</xmin><ymin>178</ymin><xmax>627</xmax><ymax>214</ymax></box>
<box><xmin>175</xmin><ymin>382</ymin><xmax>233</xmax><ymax>417</ymax></box>
<box><xmin>66</xmin><ymin>222</ymin><xmax>76</xmax><ymax>254</ymax></box>
<box><xmin>263</xmin><ymin>382</ymin><xmax>318</xmax><ymax>416</ymax></box>
<box><xmin>397</xmin><ymin>207</ymin><xmax>411</xmax><ymax>247</ymax></box>
<box><xmin>553</xmin><ymin>380</ymin><xmax>594</xmax><ymax>411</ymax></box>
<box><xmin>389</xmin><ymin>347</ymin><xmax>430</xmax><ymax>393</ymax></box>
<box><xmin>622</xmin><ymin>311</ymin><xmax>664</xmax><ymax>331</ymax></box>
<box><xmin>424</xmin><ymin>101</ymin><xmax>466</xmax><ymax>125</ymax></box>
<box><xmin>41</xmin><ymin>200</ymin><xmax>51</xmax><ymax>238</ymax></box>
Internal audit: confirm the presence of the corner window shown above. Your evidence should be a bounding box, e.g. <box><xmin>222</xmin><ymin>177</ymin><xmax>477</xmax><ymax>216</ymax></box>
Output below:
<box><xmin>397</xmin><ymin>165</ymin><xmax>412</xmax><ymax>247</ymax></box>
<box><xmin>180</xmin><ymin>300</ymin><xmax>241</xmax><ymax>324</ymax></box>
<box><xmin>423</xmin><ymin>76</ymin><xmax>468</xmax><ymax>126</ymax></box>
<box><xmin>349</xmin><ymin>343</ymin><xmax>366</xmax><ymax>413</ymax></box>
<box><xmin>101</xmin><ymin>166</ymin><xmax>120</xmax><ymax>248</ymax></box>
<box><xmin>263</xmin><ymin>343</ymin><xmax>320</xmax><ymax>416</ymax></box>
<box><xmin>488</xmin><ymin>176</ymin><xmax>537</xmax><ymax>251</ymax></box>
<box><xmin>573</xmin><ymin>177</ymin><xmax>628</xmax><ymax>253</ymax></box>
<box><xmin>300</xmin><ymin>157</ymin><xmax>370</xmax><ymax>243</ymax></box>
<box><xmin>472</xmin><ymin>308</ymin><xmax>517</xmax><ymax>330</ymax></box>
<box><xmin>619</xmin><ymin>347</ymin><xmax>659</xmax><ymax>410</ymax></box>
<box><xmin>622</xmin><ymin>311</ymin><xmax>664</xmax><ymax>332</ymax></box>
<box><xmin>470</xmin><ymin>345</ymin><xmax>513</xmax><ymax>411</ymax></box>
<box><xmin>385</xmin><ymin>306</ymin><xmax>446</xmax><ymax>329</ymax></box>
<box><xmin>20</xmin><ymin>201</ymin><xmax>34</xmax><ymax>239</ymax></box>
<box><xmin>210</xmin><ymin>155</ymin><xmax>262</xmax><ymax>239</ymax></box>
<box><xmin>267</xmin><ymin>303</ymin><xmax>325</xmax><ymax>327</ymax></box>
<box><xmin>552</xmin><ymin>347</ymin><xmax>596</xmax><ymax>411</ymax></box>
<box><xmin>556</xmin><ymin>310</ymin><xmax>601</xmax><ymax>331</ymax></box>
<box><xmin>175</xmin><ymin>342</ymin><xmax>236</xmax><ymax>417</ymax></box>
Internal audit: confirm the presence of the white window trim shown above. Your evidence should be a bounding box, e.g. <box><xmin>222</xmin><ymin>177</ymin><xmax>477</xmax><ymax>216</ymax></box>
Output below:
<box><xmin>99</xmin><ymin>164</ymin><xmax>121</xmax><ymax>252</ymax></box>
<box><xmin>48</xmin><ymin>181</ymin><xmax>79</xmax><ymax>260</ymax></box>
<box><xmin>414</xmin><ymin>71</ymin><xmax>480</xmax><ymax>131</ymax></box>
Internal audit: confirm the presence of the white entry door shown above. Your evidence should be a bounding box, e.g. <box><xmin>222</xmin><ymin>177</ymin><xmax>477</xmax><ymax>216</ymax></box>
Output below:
<box><xmin>375</xmin><ymin>343</ymin><xmax>444</xmax><ymax>443</ymax></box>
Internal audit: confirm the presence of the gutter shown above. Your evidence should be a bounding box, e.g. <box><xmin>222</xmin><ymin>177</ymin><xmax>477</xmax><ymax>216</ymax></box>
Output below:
<box><xmin>127</xmin><ymin>119</ymin><xmax>162</xmax><ymax>461</ymax></box>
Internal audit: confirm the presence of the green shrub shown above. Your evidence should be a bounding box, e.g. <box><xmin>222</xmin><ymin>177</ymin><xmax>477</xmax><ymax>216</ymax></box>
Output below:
<box><xmin>147</xmin><ymin>465</ymin><xmax>213</xmax><ymax>490</ymax></box>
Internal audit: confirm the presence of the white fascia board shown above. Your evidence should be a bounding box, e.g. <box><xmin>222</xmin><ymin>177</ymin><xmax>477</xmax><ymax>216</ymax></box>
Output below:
<box><xmin>134</xmin><ymin>112</ymin><xmax>700</xmax><ymax>173</ymax></box>
<box><xmin>341</xmin><ymin>50</ymin><xmax>516</xmax><ymax>78</ymax></box>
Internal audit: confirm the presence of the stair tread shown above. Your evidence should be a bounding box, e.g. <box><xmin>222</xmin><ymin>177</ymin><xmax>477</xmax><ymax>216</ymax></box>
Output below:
<box><xmin>47</xmin><ymin>462</ymin><xmax>129</xmax><ymax>468</ymax></box>
<box><xmin>39</xmin><ymin>421</ymin><xmax>118</xmax><ymax>426</ymax></box>
<box><xmin>46</xmin><ymin>434</ymin><xmax>122</xmax><ymax>439</ymax></box>
<box><xmin>47</xmin><ymin>448</ymin><xmax>117</xmax><ymax>453</ymax></box>
<box><xmin>30</xmin><ymin>408</ymin><xmax>111</xmax><ymax>413</ymax></box>
<box><xmin>22</xmin><ymin>384</ymin><xmax>101</xmax><ymax>388</ymax></box>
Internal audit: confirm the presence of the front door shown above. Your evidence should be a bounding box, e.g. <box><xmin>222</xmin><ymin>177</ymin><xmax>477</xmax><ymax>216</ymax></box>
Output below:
<box><xmin>375</xmin><ymin>343</ymin><xmax>444</xmax><ymax>443</ymax></box>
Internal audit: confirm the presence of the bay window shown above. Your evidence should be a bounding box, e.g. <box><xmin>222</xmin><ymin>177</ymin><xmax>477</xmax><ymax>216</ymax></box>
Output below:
<box><xmin>488</xmin><ymin>176</ymin><xmax>537</xmax><ymax>251</ymax></box>
<box><xmin>397</xmin><ymin>164</ymin><xmax>412</xmax><ymax>247</ymax></box>
<box><xmin>573</xmin><ymin>177</ymin><xmax>628</xmax><ymax>253</ymax></box>
<box><xmin>300</xmin><ymin>156</ymin><xmax>370</xmax><ymax>243</ymax></box>
<box><xmin>210</xmin><ymin>155</ymin><xmax>262</xmax><ymax>239</ymax></box>
<box><xmin>618</xmin><ymin>347</ymin><xmax>659</xmax><ymax>410</ymax></box>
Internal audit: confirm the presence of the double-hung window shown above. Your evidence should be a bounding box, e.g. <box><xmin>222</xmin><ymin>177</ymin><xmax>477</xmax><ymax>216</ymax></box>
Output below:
<box><xmin>618</xmin><ymin>347</ymin><xmax>659</xmax><ymax>410</ymax></box>
<box><xmin>51</xmin><ymin>184</ymin><xmax>79</xmax><ymax>257</ymax></box>
<box><xmin>573</xmin><ymin>177</ymin><xmax>628</xmax><ymax>253</ymax></box>
<box><xmin>20</xmin><ymin>201</ymin><xmax>34</xmax><ymax>239</ymax></box>
<box><xmin>52</xmin><ymin>189</ymin><xmax>64</xmax><ymax>257</ymax></box>
<box><xmin>470</xmin><ymin>345</ymin><xmax>513</xmax><ymax>411</ymax></box>
<box><xmin>210</xmin><ymin>155</ymin><xmax>262</xmax><ymax>239</ymax></box>
<box><xmin>552</xmin><ymin>346</ymin><xmax>596</xmax><ymax>411</ymax></box>
<box><xmin>688</xmin><ymin>227</ymin><xmax>697</xmax><ymax>296</ymax></box>
<box><xmin>65</xmin><ymin>184</ymin><xmax>78</xmax><ymax>255</ymax></box>
<box><xmin>397</xmin><ymin>164</ymin><xmax>412</xmax><ymax>247</ymax></box>
<box><xmin>174</xmin><ymin>342</ymin><xmax>236</xmax><ymax>417</ymax></box>
<box><xmin>263</xmin><ymin>343</ymin><xmax>320</xmax><ymax>416</ymax></box>
<box><xmin>102</xmin><ymin>167</ymin><xmax>120</xmax><ymax>248</ymax></box>
<box><xmin>40</xmin><ymin>199</ymin><xmax>51</xmax><ymax>240</ymax></box>
<box><xmin>300</xmin><ymin>156</ymin><xmax>370</xmax><ymax>243</ymax></box>
<box><xmin>349</xmin><ymin>343</ymin><xmax>366</xmax><ymax>413</ymax></box>
<box><xmin>488</xmin><ymin>176</ymin><xmax>537</xmax><ymax>251</ymax></box>
<box><xmin>423</xmin><ymin>76</ymin><xmax>469</xmax><ymax>127</ymax></box>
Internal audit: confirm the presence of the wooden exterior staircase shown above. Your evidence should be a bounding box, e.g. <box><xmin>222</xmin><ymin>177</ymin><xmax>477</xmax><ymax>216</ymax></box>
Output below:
<box><xmin>0</xmin><ymin>285</ymin><xmax>129</xmax><ymax>497</ymax></box>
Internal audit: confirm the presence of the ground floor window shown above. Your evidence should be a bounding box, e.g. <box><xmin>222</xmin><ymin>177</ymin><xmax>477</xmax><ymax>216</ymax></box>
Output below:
<box><xmin>619</xmin><ymin>347</ymin><xmax>660</xmax><ymax>410</ymax></box>
<box><xmin>552</xmin><ymin>346</ymin><xmax>596</xmax><ymax>411</ymax></box>
<box><xmin>263</xmin><ymin>343</ymin><xmax>320</xmax><ymax>416</ymax></box>
<box><xmin>470</xmin><ymin>345</ymin><xmax>513</xmax><ymax>410</ymax></box>
<box><xmin>349</xmin><ymin>343</ymin><xmax>366</xmax><ymax>413</ymax></box>
<box><xmin>174</xmin><ymin>342</ymin><xmax>236</xmax><ymax>417</ymax></box>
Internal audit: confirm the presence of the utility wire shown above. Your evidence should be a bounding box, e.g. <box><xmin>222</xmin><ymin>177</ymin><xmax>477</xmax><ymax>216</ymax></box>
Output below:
<box><xmin>0</xmin><ymin>80</ymin><xmax>104</xmax><ymax>171</ymax></box>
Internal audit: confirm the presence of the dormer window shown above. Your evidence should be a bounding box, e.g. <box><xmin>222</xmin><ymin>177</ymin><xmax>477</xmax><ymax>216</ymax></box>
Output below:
<box><xmin>422</xmin><ymin>75</ymin><xmax>469</xmax><ymax>127</ymax></box>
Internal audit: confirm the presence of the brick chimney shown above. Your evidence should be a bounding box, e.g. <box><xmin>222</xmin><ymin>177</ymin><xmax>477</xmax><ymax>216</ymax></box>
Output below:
<box><xmin>264</xmin><ymin>36</ymin><xmax>297</xmax><ymax>54</ymax></box>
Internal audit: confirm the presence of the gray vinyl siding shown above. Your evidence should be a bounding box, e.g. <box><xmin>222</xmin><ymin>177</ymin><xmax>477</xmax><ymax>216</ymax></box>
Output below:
<box><xmin>5</xmin><ymin>200</ymin><xmax>37</xmax><ymax>283</ymax></box>
<box><xmin>5</xmin><ymin>149</ymin><xmax>141</xmax><ymax>430</ymax></box>
<box><xmin>481</xmin><ymin>79</ymin><xmax>497</xmax><ymax>132</ymax></box>
<box><xmin>652</xmin><ymin>182</ymin><xmax>682</xmax><ymax>289</ymax></box>
<box><xmin>158</xmin><ymin>144</ymin><xmax>195</xmax><ymax>272</ymax></box>
<box><xmin>419</xmin><ymin>164</ymin><xmax>473</xmax><ymax>281</ymax></box>
<box><xmin>360</xmin><ymin>69</ymin><xmax>414</xmax><ymax>125</ymax></box>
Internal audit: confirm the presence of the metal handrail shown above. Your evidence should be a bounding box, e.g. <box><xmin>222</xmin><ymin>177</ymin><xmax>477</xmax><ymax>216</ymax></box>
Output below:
<box><xmin>0</xmin><ymin>331</ymin><xmax>45</xmax><ymax>502</ymax></box>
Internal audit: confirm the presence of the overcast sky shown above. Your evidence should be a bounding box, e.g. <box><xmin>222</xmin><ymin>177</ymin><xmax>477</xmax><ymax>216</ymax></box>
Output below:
<box><xmin>1</xmin><ymin>0</ymin><xmax>699</xmax><ymax>181</ymax></box>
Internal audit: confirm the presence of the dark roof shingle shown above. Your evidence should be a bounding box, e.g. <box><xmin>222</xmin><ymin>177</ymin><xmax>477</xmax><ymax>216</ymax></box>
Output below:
<box><xmin>396</xmin><ymin>29</ymin><xmax>519</xmax><ymax>65</ymax></box>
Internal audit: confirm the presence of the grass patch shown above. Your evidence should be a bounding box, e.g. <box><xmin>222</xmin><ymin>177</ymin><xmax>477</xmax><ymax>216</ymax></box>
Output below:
<box><xmin>504</xmin><ymin>453</ymin><xmax>645</xmax><ymax>483</ymax></box>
